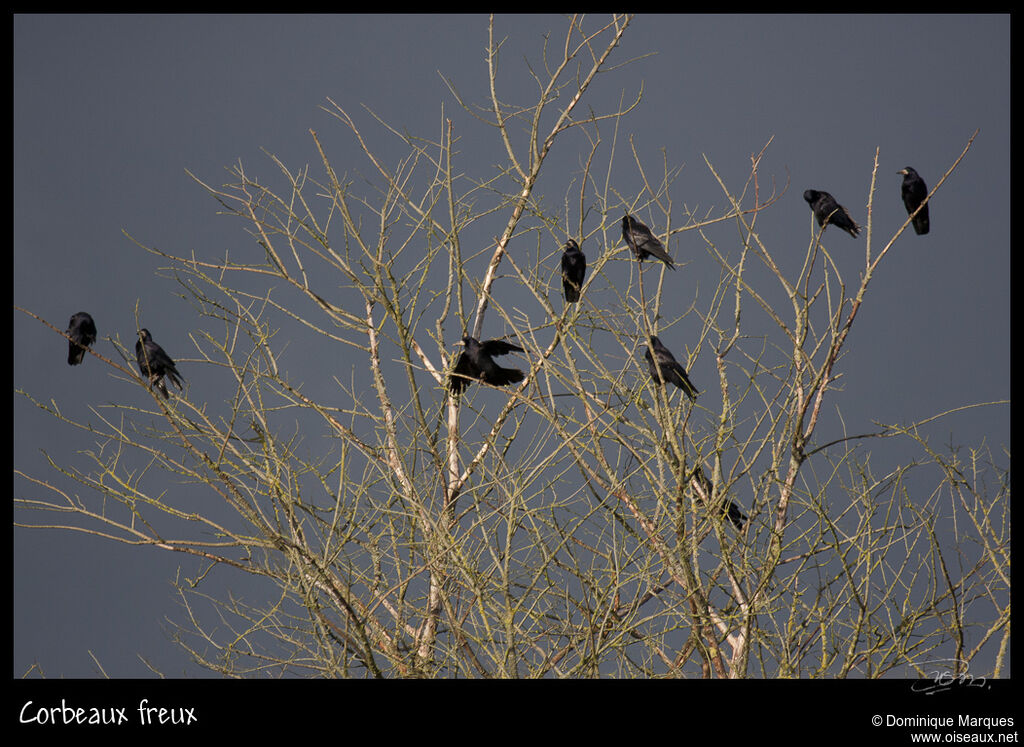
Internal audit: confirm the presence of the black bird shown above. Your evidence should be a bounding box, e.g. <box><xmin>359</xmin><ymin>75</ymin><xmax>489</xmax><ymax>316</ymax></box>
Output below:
<box><xmin>644</xmin><ymin>335</ymin><xmax>698</xmax><ymax>400</ymax></box>
<box><xmin>560</xmin><ymin>239</ymin><xmax>586</xmax><ymax>303</ymax></box>
<box><xmin>803</xmin><ymin>189</ymin><xmax>860</xmax><ymax>237</ymax></box>
<box><xmin>622</xmin><ymin>214</ymin><xmax>675</xmax><ymax>269</ymax></box>
<box><xmin>66</xmin><ymin>311</ymin><xmax>97</xmax><ymax>366</ymax></box>
<box><xmin>693</xmin><ymin>466</ymin><xmax>747</xmax><ymax>530</ymax></box>
<box><xmin>135</xmin><ymin>328</ymin><xmax>184</xmax><ymax>399</ymax></box>
<box><xmin>448</xmin><ymin>336</ymin><xmax>525</xmax><ymax>396</ymax></box>
<box><xmin>898</xmin><ymin>167</ymin><xmax>930</xmax><ymax>235</ymax></box>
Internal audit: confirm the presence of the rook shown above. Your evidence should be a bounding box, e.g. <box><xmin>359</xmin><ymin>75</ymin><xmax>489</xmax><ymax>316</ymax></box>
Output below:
<box><xmin>560</xmin><ymin>239</ymin><xmax>586</xmax><ymax>303</ymax></box>
<box><xmin>448</xmin><ymin>336</ymin><xmax>525</xmax><ymax>396</ymax></box>
<box><xmin>644</xmin><ymin>335</ymin><xmax>698</xmax><ymax>400</ymax></box>
<box><xmin>803</xmin><ymin>189</ymin><xmax>860</xmax><ymax>237</ymax></box>
<box><xmin>898</xmin><ymin>167</ymin><xmax>930</xmax><ymax>235</ymax></box>
<box><xmin>622</xmin><ymin>214</ymin><xmax>675</xmax><ymax>269</ymax></box>
<box><xmin>66</xmin><ymin>312</ymin><xmax>97</xmax><ymax>366</ymax></box>
<box><xmin>692</xmin><ymin>466</ymin><xmax>748</xmax><ymax>530</ymax></box>
<box><xmin>136</xmin><ymin>328</ymin><xmax>184</xmax><ymax>399</ymax></box>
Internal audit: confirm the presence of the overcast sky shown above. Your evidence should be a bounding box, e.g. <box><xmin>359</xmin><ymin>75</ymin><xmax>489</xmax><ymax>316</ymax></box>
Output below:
<box><xmin>13</xmin><ymin>14</ymin><xmax>1009</xmax><ymax>683</ymax></box>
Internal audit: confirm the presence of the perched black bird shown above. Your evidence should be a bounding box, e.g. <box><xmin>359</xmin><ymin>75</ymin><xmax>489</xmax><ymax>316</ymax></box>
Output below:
<box><xmin>560</xmin><ymin>239</ymin><xmax>587</xmax><ymax>303</ymax></box>
<box><xmin>898</xmin><ymin>167</ymin><xmax>930</xmax><ymax>235</ymax></box>
<box><xmin>803</xmin><ymin>189</ymin><xmax>860</xmax><ymax>237</ymax></box>
<box><xmin>644</xmin><ymin>335</ymin><xmax>698</xmax><ymax>400</ymax></box>
<box><xmin>622</xmin><ymin>214</ymin><xmax>675</xmax><ymax>269</ymax></box>
<box><xmin>66</xmin><ymin>312</ymin><xmax>97</xmax><ymax>366</ymax></box>
<box><xmin>448</xmin><ymin>336</ymin><xmax>525</xmax><ymax>396</ymax></box>
<box><xmin>693</xmin><ymin>466</ymin><xmax>747</xmax><ymax>530</ymax></box>
<box><xmin>135</xmin><ymin>328</ymin><xmax>184</xmax><ymax>399</ymax></box>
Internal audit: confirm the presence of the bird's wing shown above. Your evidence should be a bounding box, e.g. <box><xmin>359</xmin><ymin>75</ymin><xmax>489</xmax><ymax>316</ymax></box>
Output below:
<box><xmin>150</xmin><ymin>344</ymin><xmax>176</xmax><ymax>370</ymax></box>
<box><xmin>481</xmin><ymin>339</ymin><xmax>524</xmax><ymax>356</ymax></box>
<box><xmin>486</xmin><ymin>364</ymin><xmax>525</xmax><ymax>387</ymax></box>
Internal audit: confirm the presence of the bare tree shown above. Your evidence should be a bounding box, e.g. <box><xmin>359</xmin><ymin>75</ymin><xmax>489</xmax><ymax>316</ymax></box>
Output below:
<box><xmin>16</xmin><ymin>14</ymin><xmax>1008</xmax><ymax>678</ymax></box>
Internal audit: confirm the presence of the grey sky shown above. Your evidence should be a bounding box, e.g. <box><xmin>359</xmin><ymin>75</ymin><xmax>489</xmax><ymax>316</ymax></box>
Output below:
<box><xmin>14</xmin><ymin>14</ymin><xmax>1009</xmax><ymax>679</ymax></box>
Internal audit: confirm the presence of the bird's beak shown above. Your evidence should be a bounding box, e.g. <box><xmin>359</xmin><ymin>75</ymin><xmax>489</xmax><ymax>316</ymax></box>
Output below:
<box><xmin>897</xmin><ymin>169</ymin><xmax>907</xmax><ymax>175</ymax></box>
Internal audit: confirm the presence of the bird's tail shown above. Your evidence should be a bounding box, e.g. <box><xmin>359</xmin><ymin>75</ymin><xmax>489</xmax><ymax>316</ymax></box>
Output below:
<box><xmin>166</xmin><ymin>370</ymin><xmax>184</xmax><ymax>391</ymax></box>
<box><xmin>682</xmin><ymin>377</ymin><xmax>699</xmax><ymax>401</ymax></box>
<box><xmin>154</xmin><ymin>378</ymin><xmax>170</xmax><ymax>399</ymax></box>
